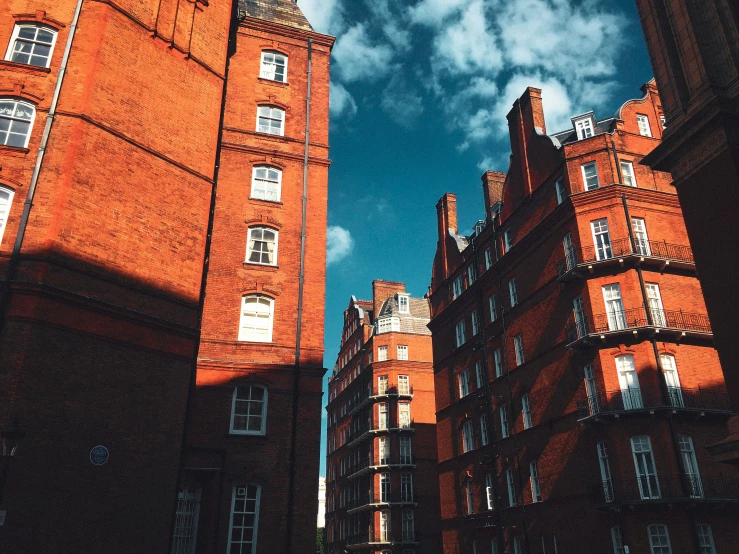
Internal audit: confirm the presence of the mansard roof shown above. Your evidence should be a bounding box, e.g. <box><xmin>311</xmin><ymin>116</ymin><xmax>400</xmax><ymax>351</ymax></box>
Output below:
<box><xmin>377</xmin><ymin>295</ymin><xmax>432</xmax><ymax>336</ymax></box>
<box><xmin>238</xmin><ymin>0</ymin><xmax>314</xmax><ymax>31</ymax></box>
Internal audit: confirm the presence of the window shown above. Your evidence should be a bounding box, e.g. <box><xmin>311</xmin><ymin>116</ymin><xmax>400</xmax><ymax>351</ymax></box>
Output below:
<box><xmin>462</xmin><ymin>420</ymin><xmax>474</xmax><ymax>453</ymax></box>
<box><xmin>401</xmin><ymin>473</ymin><xmax>413</xmax><ymax>502</ymax></box>
<box><xmin>506</xmin><ymin>468</ymin><xmax>516</xmax><ymax>506</ymax></box>
<box><xmin>379</xmin><ymin>436</ymin><xmax>390</xmax><ymax>464</ymax></box>
<box><xmin>562</xmin><ymin>232</ymin><xmax>576</xmax><ymax>272</ymax></box>
<box><xmin>378</xmin><ymin>346</ymin><xmax>388</xmax><ymax>362</ymax></box>
<box><xmin>499</xmin><ymin>405</ymin><xmax>509</xmax><ymax>438</ymax></box>
<box><xmin>466</xmin><ymin>480</ymin><xmax>474</xmax><ymax>514</ymax></box>
<box><xmin>678</xmin><ymin>435</ymin><xmax>703</xmax><ymax>498</ymax></box>
<box><xmin>377</xmin><ymin>317</ymin><xmax>400</xmax><ymax>334</ymax></box>
<box><xmin>467</xmin><ymin>264</ymin><xmax>476</xmax><ymax>285</ymax></box>
<box><xmin>508</xmin><ymin>278</ymin><xmax>518</xmax><ymax>307</ymax></box>
<box><xmin>485</xmin><ymin>247</ymin><xmax>493</xmax><ymax>269</ymax></box>
<box><xmin>494</xmin><ymin>348</ymin><xmax>503</xmax><ymax>378</ymax></box>
<box><xmin>378</xmin><ymin>375</ymin><xmax>388</xmax><ymax>395</ymax></box>
<box><xmin>380</xmin><ymin>473</ymin><xmax>390</xmax><ymax>502</ymax></box>
<box><xmin>514</xmin><ymin>537</ymin><xmax>523</xmax><ymax>554</ymax></box>
<box><xmin>632</xmin><ymin>217</ymin><xmax>651</xmax><ymax>255</ymax></box>
<box><xmin>458</xmin><ymin>369</ymin><xmax>470</xmax><ymax>398</ymax></box>
<box><xmin>231</xmin><ymin>385</ymin><xmax>268</xmax><ymax>435</ymax></box>
<box><xmin>260</xmin><ymin>50</ymin><xmax>287</xmax><ymax>82</ymax></box>
<box><xmin>591</xmin><ymin>218</ymin><xmax>612</xmax><ymax>260</ymax></box>
<box><xmin>378</xmin><ymin>403</ymin><xmax>388</xmax><ymax>429</ymax></box>
<box><xmin>402</xmin><ymin>510</ymin><xmax>415</xmax><ymax>541</ymax></box>
<box><xmin>485</xmin><ymin>474</ymin><xmax>494</xmax><ymax>510</ymax></box>
<box><xmin>398</xmin><ymin>374</ymin><xmax>410</xmax><ymax>394</ymax></box>
<box><xmin>400</xmin><ymin>437</ymin><xmax>412</xmax><ymax>464</ymax></box>
<box><xmin>6</xmin><ymin>24</ymin><xmax>57</xmax><ymax>68</ymax></box>
<box><xmin>256</xmin><ymin>105</ymin><xmax>285</xmax><ymax>136</ymax></box>
<box><xmin>529</xmin><ymin>460</ymin><xmax>542</xmax><ymax>502</ymax></box>
<box><xmin>471</xmin><ymin>310</ymin><xmax>480</xmax><ymax>336</ymax></box>
<box><xmin>475</xmin><ymin>361</ymin><xmax>484</xmax><ymax>389</ymax></box>
<box><xmin>661</xmin><ymin>354</ymin><xmax>683</xmax><ymax>407</ymax></box>
<box><xmin>480</xmin><ymin>415</ymin><xmax>489</xmax><ymax>446</ymax></box>
<box><xmin>584</xmin><ymin>364</ymin><xmax>600</xmax><ymax>415</ymax></box>
<box><xmin>489</xmin><ymin>295</ymin><xmax>497</xmax><ymax>322</ymax></box>
<box><xmin>379</xmin><ymin>510</ymin><xmax>390</xmax><ymax>542</ymax></box>
<box><xmin>611</xmin><ymin>526</ymin><xmax>625</xmax><ymax>554</ymax></box>
<box><xmin>455</xmin><ymin>319</ymin><xmax>467</xmax><ymax>347</ymax></box>
<box><xmin>397</xmin><ymin>345</ymin><xmax>408</xmax><ymax>360</ymax></box>
<box><xmin>0</xmin><ymin>187</ymin><xmax>14</xmax><ymax>245</ymax></box>
<box><xmin>239</xmin><ymin>295</ymin><xmax>274</xmax><ymax>342</ymax></box>
<box><xmin>648</xmin><ymin>524</ymin><xmax>672</xmax><ymax>554</ymax></box>
<box><xmin>575</xmin><ymin>116</ymin><xmax>594</xmax><ymax>140</ymax></box>
<box><xmin>603</xmin><ymin>284</ymin><xmax>626</xmax><ymax>331</ymax></box>
<box><xmin>616</xmin><ymin>354</ymin><xmax>643</xmax><ymax>409</ymax></box>
<box><xmin>581</xmin><ymin>162</ymin><xmax>600</xmax><ymax>191</ymax></box>
<box><xmin>646</xmin><ymin>282</ymin><xmax>666</xmax><ymax>327</ymax></box>
<box><xmin>522</xmin><ymin>393</ymin><xmax>532</xmax><ymax>429</ymax></box>
<box><xmin>246</xmin><ymin>227</ymin><xmax>278</xmax><ymax>265</ymax></box>
<box><xmin>660</xmin><ymin>115</ymin><xmax>666</xmax><ymax>129</ymax></box>
<box><xmin>620</xmin><ymin>161</ymin><xmax>637</xmax><ymax>187</ymax></box>
<box><xmin>251</xmin><ymin>166</ymin><xmax>282</xmax><ymax>202</ymax></box>
<box><xmin>555</xmin><ymin>178</ymin><xmax>566</xmax><ymax>204</ymax></box>
<box><xmin>696</xmin><ymin>524</ymin><xmax>716</xmax><ymax>554</ymax></box>
<box><xmin>0</xmin><ymin>99</ymin><xmax>35</xmax><ymax>148</ymax></box>
<box><xmin>491</xmin><ymin>540</ymin><xmax>499</xmax><ymax>554</ymax></box>
<box><xmin>514</xmin><ymin>334</ymin><xmax>524</xmax><ymax>366</ymax></box>
<box><xmin>637</xmin><ymin>114</ymin><xmax>652</xmax><ymax>137</ymax></box>
<box><xmin>452</xmin><ymin>275</ymin><xmax>463</xmax><ymax>299</ymax></box>
<box><xmin>172</xmin><ymin>485</ymin><xmax>201</xmax><ymax>553</ymax></box>
<box><xmin>398</xmin><ymin>294</ymin><xmax>410</xmax><ymax>313</ymax></box>
<box><xmin>398</xmin><ymin>403</ymin><xmax>411</xmax><ymax>428</ymax></box>
<box><xmin>227</xmin><ymin>485</ymin><xmax>261</xmax><ymax>554</ymax></box>
<box><xmin>503</xmin><ymin>228</ymin><xmax>513</xmax><ymax>252</ymax></box>
<box><xmin>631</xmin><ymin>436</ymin><xmax>660</xmax><ymax>499</ymax></box>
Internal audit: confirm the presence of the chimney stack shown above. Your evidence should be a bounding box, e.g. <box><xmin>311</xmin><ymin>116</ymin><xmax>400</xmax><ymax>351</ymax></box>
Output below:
<box><xmin>481</xmin><ymin>171</ymin><xmax>506</xmax><ymax>220</ymax></box>
<box><xmin>373</xmin><ymin>280</ymin><xmax>406</xmax><ymax>316</ymax></box>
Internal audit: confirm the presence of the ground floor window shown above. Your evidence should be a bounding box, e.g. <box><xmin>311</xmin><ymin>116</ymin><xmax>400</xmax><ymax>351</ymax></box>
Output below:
<box><xmin>170</xmin><ymin>486</ymin><xmax>201</xmax><ymax>554</ymax></box>
<box><xmin>227</xmin><ymin>484</ymin><xmax>261</xmax><ymax>554</ymax></box>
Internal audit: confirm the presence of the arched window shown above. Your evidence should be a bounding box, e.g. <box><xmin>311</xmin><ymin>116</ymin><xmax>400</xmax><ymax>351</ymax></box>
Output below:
<box><xmin>260</xmin><ymin>50</ymin><xmax>287</xmax><ymax>82</ymax></box>
<box><xmin>6</xmin><ymin>24</ymin><xmax>57</xmax><ymax>68</ymax></box>
<box><xmin>246</xmin><ymin>227</ymin><xmax>278</xmax><ymax>265</ymax></box>
<box><xmin>238</xmin><ymin>295</ymin><xmax>274</xmax><ymax>342</ymax></box>
<box><xmin>256</xmin><ymin>105</ymin><xmax>285</xmax><ymax>136</ymax></box>
<box><xmin>230</xmin><ymin>385</ymin><xmax>268</xmax><ymax>435</ymax></box>
<box><xmin>251</xmin><ymin>166</ymin><xmax>282</xmax><ymax>202</ymax></box>
<box><xmin>0</xmin><ymin>99</ymin><xmax>35</xmax><ymax>148</ymax></box>
<box><xmin>0</xmin><ymin>187</ymin><xmax>14</xmax><ymax>245</ymax></box>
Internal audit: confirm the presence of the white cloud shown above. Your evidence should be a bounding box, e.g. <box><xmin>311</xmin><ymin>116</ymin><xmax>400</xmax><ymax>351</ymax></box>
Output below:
<box><xmin>299</xmin><ymin>0</ymin><xmax>344</xmax><ymax>35</ymax></box>
<box><xmin>327</xmin><ymin>226</ymin><xmax>354</xmax><ymax>265</ymax></box>
<box><xmin>330</xmin><ymin>82</ymin><xmax>358</xmax><ymax>119</ymax></box>
<box><xmin>408</xmin><ymin>0</ymin><xmax>472</xmax><ymax>26</ymax></box>
<box><xmin>380</xmin><ymin>74</ymin><xmax>425</xmax><ymax>127</ymax></box>
<box><xmin>333</xmin><ymin>24</ymin><xmax>395</xmax><ymax>83</ymax></box>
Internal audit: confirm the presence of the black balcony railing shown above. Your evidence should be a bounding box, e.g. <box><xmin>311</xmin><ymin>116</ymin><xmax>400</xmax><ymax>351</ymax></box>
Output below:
<box><xmin>565</xmin><ymin>307</ymin><xmax>712</xmax><ymax>344</ymax></box>
<box><xmin>556</xmin><ymin>238</ymin><xmax>694</xmax><ymax>277</ymax></box>
<box><xmin>347</xmin><ymin>492</ymin><xmax>417</xmax><ymax>511</ymax></box>
<box><xmin>577</xmin><ymin>386</ymin><xmax>731</xmax><ymax>419</ymax></box>
<box><xmin>587</xmin><ymin>475</ymin><xmax>739</xmax><ymax>506</ymax></box>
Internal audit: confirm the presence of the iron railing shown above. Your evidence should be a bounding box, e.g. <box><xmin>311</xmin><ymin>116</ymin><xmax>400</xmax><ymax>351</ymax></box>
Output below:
<box><xmin>587</xmin><ymin>475</ymin><xmax>739</xmax><ymax>505</ymax></box>
<box><xmin>565</xmin><ymin>307</ymin><xmax>711</xmax><ymax>343</ymax></box>
<box><xmin>577</xmin><ymin>386</ymin><xmax>731</xmax><ymax>419</ymax></box>
<box><xmin>347</xmin><ymin>492</ymin><xmax>416</xmax><ymax>510</ymax></box>
<box><xmin>556</xmin><ymin>238</ymin><xmax>694</xmax><ymax>277</ymax></box>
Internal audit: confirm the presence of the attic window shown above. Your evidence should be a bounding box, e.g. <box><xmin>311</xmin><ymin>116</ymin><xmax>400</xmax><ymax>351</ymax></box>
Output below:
<box><xmin>398</xmin><ymin>295</ymin><xmax>410</xmax><ymax>313</ymax></box>
<box><xmin>572</xmin><ymin>113</ymin><xmax>595</xmax><ymax>140</ymax></box>
<box><xmin>377</xmin><ymin>317</ymin><xmax>400</xmax><ymax>334</ymax></box>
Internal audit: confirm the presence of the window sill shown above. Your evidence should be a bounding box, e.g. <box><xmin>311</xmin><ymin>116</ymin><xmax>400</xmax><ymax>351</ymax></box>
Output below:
<box><xmin>0</xmin><ymin>59</ymin><xmax>51</xmax><ymax>75</ymax></box>
<box><xmin>236</xmin><ymin>339</ymin><xmax>274</xmax><ymax>345</ymax></box>
<box><xmin>242</xmin><ymin>262</ymin><xmax>279</xmax><ymax>271</ymax></box>
<box><xmin>258</xmin><ymin>77</ymin><xmax>289</xmax><ymax>87</ymax></box>
<box><xmin>248</xmin><ymin>197</ymin><xmax>283</xmax><ymax>207</ymax></box>
<box><xmin>228</xmin><ymin>431</ymin><xmax>267</xmax><ymax>438</ymax></box>
<box><xmin>0</xmin><ymin>145</ymin><xmax>30</xmax><ymax>156</ymax></box>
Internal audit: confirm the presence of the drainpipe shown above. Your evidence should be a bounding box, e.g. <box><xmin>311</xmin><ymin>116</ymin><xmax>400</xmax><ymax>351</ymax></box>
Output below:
<box><xmin>285</xmin><ymin>36</ymin><xmax>313</xmax><ymax>554</ymax></box>
<box><xmin>0</xmin><ymin>0</ymin><xmax>84</xmax><ymax>338</ymax></box>
<box><xmin>611</xmin><ymin>139</ymin><xmax>623</xmax><ymax>184</ymax></box>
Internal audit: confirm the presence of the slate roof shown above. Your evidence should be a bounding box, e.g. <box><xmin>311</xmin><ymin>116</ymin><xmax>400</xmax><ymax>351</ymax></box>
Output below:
<box><xmin>377</xmin><ymin>295</ymin><xmax>432</xmax><ymax>336</ymax></box>
<box><xmin>238</xmin><ymin>0</ymin><xmax>314</xmax><ymax>31</ymax></box>
<box><xmin>552</xmin><ymin>117</ymin><xmax>617</xmax><ymax>145</ymax></box>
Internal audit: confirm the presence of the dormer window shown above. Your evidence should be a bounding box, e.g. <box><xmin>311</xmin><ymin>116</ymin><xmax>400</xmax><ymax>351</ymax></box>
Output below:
<box><xmin>398</xmin><ymin>294</ymin><xmax>410</xmax><ymax>313</ymax></box>
<box><xmin>377</xmin><ymin>317</ymin><xmax>400</xmax><ymax>334</ymax></box>
<box><xmin>572</xmin><ymin>113</ymin><xmax>595</xmax><ymax>140</ymax></box>
<box><xmin>637</xmin><ymin>114</ymin><xmax>652</xmax><ymax>137</ymax></box>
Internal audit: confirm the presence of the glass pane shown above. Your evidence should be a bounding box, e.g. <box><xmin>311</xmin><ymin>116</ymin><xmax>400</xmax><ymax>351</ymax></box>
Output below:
<box><xmin>37</xmin><ymin>29</ymin><xmax>55</xmax><ymax>43</ymax></box>
<box><xmin>18</xmin><ymin>27</ymin><xmax>37</xmax><ymax>39</ymax></box>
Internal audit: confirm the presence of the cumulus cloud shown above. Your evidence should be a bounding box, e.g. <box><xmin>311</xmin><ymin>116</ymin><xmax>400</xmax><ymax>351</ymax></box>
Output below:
<box><xmin>332</xmin><ymin>24</ymin><xmax>395</xmax><ymax>83</ymax></box>
<box><xmin>299</xmin><ymin>0</ymin><xmax>344</xmax><ymax>35</ymax></box>
<box><xmin>327</xmin><ymin>226</ymin><xmax>354</xmax><ymax>265</ymax></box>
<box><xmin>408</xmin><ymin>0</ymin><xmax>472</xmax><ymax>26</ymax></box>
<box><xmin>381</xmin><ymin>74</ymin><xmax>425</xmax><ymax>127</ymax></box>
<box><xmin>330</xmin><ymin>82</ymin><xmax>358</xmax><ymax>119</ymax></box>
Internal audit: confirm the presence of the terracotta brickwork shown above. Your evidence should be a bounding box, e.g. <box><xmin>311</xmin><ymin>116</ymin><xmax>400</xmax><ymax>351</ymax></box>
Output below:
<box><xmin>324</xmin><ymin>282</ymin><xmax>442</xmax><ymax>554</ymax></box>
<box><xmin>429</xmin><ymin>83</ymin><xmax>739</xmax><ymax>554</ymax></box>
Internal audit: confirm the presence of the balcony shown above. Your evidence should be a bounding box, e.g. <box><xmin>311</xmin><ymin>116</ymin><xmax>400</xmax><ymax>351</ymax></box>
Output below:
<box><xmin>346</xmin><ymin>421</ymin><xmax>416</xmax><ymax>448</ymax></box>
<box><xmin>577</xmin><ymin>386</ymin><xmax>731</xmax><ymax>421</ymax></box>
<box><xmin>346</xmin><ymin>492</ymin><xmax>418</xmax><ymax>514</ymax></box>
<box><xmin>556</xmin><ymin>239</ymin><xmax>695</xmax><ymax>282</ymax></box>
<box><xmin>348</xmin><ymin>385</ymin><xmax>415</xmax><ymax>417</ymax></box>
<box><xmin>565</xmin><ymin>307</ymin><xmax>712</xmax><ymax>348</ymax></box>
<box><xmin>347</xmin><ymin>456</ymin><xmax>417</xmax><ymax>480</ymax></box>
<box><xmin>587</xmin><ymin>475</ymin><xmax>739</xmax><ymax>508</ymax></box>
<box><xmin>345</xmin><ymin>533</ymin><xmax>417</xmax><ymax>550</ymax></box>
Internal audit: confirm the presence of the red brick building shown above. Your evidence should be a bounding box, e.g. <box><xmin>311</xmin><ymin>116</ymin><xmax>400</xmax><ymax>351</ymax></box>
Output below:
<box><xmin>633</xmin><ymin>0</ymin><xmax>739</xmax><ymax>467</ymax></box>
<box><xmin>0</xmin><ymin>0</ymin><xmax>331</xmax><ymax>552</ymax></box>
<box><xmin>428</xmin><ymin>84</ymin><xmax>739</xmax><ymax>554</ymax></box>
<box><xmin>324</xmin><ymin>280</ymin><xmax>442</xmax><ymax>554</ymax></box>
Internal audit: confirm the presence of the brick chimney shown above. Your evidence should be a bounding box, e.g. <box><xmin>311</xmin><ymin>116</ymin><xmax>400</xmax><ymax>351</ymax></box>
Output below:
<box><xmin>435</xmin><ymin>193</ymin><xmax>458</xmax><ymax>281</ymax></box>
<box><xmin>507</xmin><ymin>87</ymin><xmax>546</xmax><ymax>197</ymax></box>
<box><xmin>481</xmin><ymin>171</ymin><xmax>506</xmax><ymax>220</ymax></box>
<box><xmin>373</xmin><ymin>280</ymin><xmax>405</xmax><ymax>316</ymax></box>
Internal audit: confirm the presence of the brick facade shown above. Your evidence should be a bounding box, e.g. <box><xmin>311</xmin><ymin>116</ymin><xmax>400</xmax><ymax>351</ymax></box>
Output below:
<box><xmin>324</xmin><ymin>281</ymin><xmax>442</xmax><ymax>554</ymax></box>
<box><xmin>429</xmin><ymin>84</ymin><xmax>739</xmax><ymax>554</ymax></box>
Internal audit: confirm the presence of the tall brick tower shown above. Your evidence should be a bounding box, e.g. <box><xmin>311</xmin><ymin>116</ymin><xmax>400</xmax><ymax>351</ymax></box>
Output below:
<box><xmin>428</xmin><ymin>84</ymin><xmax>739</xmax><ymax>554</ymax></box>
<box><xmin>324</xmin><ymin>281</ymin><xmax>442</xmax><ymax>554</ymax></box>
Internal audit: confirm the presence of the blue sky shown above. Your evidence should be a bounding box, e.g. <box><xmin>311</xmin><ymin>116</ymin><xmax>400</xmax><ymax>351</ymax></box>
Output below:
<box><xmin>298</xmin><ymin>0</ymin><xmax>655</xmax><ymax>477</ymax></box>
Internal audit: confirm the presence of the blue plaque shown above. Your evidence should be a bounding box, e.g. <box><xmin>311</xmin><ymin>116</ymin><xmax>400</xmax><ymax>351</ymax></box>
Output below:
<box><xmin>90</xmin><ymin>445</ymin><xmax>109</xmax><ymax>466</ymax></box>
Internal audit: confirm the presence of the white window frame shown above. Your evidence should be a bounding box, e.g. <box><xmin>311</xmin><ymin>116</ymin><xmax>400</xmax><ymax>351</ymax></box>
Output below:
<box><xmin>398</xmin><ymin>294</ymin><xmax>410</xmax><ymax>313</ymax></box>
<box><xmin>508</xmin><ymin>278</ymin><xmax>518</xmax><ymax>307</ymax></box>
<box><xmin>0</xmin><ymin>98</ymin><xmax>36</xmax><ymax>148</ymax></box>
<box><xmin>379</xmin><ymin>510</ymin><xmax>390</xmax><ymax>542</ymax></box>
<box><xmin>378</xmin><ymin>345</ymin><xmax>388</xmax><ymax>362</ymax></box>
<box><xmin>380</xmin><ymin>472</ymin><xmax>390</xmax><ymax>502</ymax></box>
<box><xmin>467</xmin><ymin>264</ymin><xmax>476</xmax><ymax>285</ymax></box>
<box><xmin>230</xmin><ymin>385</ymin><xmax>268</xmax><ymax>435</ymax></box>
<box><xmin>555</xmin><ymin>178</ymin><xmax>566</xmax><ymax>204</ymax></box>
<box><xmin>466</xmin><ymin>480</ymin><xmax>474</xmax><ymax>514</ymax></box>
<box><xmin>514</xmin><ymin>334</ymin><xmax>524</xmax><ymax>366</ymax></box>
<box><xmin>591</xmin><ymin>218</ymin><xmax>613</xmax><ymax>260</ymax></box>
<box><xmin>574</xmin><ymin>115</ymin><xmax>595</xmax><ymax>140</ymax></box>
<box><xmin>378</xmin><ymin>403</ymin><xmax>389</xmax><ymax>430</ymax></box>
<box><xmin>529</xmin><ymin>460</ymin><xmax>542</xmax><ymax>502</ymax></box>
<box><xmin>484</xmin><ymin>247</ymin><xmax>493</xmax><ymax>269</ymax></box>
<box><xmin>506</xmin><ymin>468</ymin><xmax>516</xmax><ymax>506</ymax></box>
<box><xmin>452</xmin><ymin>275</ymin><xmax>463</xmax><ymax>299</ymax></box>
<box><xmin>485</xmin><ymin>474</ymin><xmax>494</xmax><ymax>510</ymax></box>
<box><xmin>475</xmin><ymin>361</ymin><xmax>484</xmax><ymax>389</ymax></box>
<box><xmin>400</xmin><ymin>437</ymin><xmax>412</xmax><ymax>464</ymax></box>
<box><xmin>256</xmin><ymin>105</ymin><xmax>285</xmax><ymax>136</ymax></box>
<box><xmin>402</xmin><ymin>509</ymin><xmax>414</xmax><ymax>541</ymax></box>
<box><xmin>611</xmin><ymin>526</ymin><xmax>624</xmax><ymax>554</ymax></box>
<box><xmin>631</xmin><ymin>436</ymin><xmax>660</xmax><ymax>499</ymax></box>
<box><xmin>696</xmin><ymin>524</ymin><xmax>716</xmax><ymax>554</ymax></box>
<box><xmin>397</xmin><ymin>345</ymin><xmax>408</xmax><ymax>360</ymax></box>
<box><xmin>462</xmin><ymin>420</ymin><xmax>474</xmax><ymax>453</ymax></box>
<box><xmin>259</xmin><ymin>50</ymin><xmax>288</xmax><ymax>82</ymax></box>
<box><xmin>0</xmin><ymin>187</ymin><xmax>14</xmax><ymax>246</ymax></box>
<box><xmin>379</xmin><ymin>436</ymin><xmax>390</xmax><ymax>464</ymax></box>
<box><xmin>378</xmin><ymin>375</ymin><xmax>388</xmax><ymax>395</ymax></box>
<box><xmin>581</xmin><ymin>162</ymin><xmax>600</xmax><ymax>191</ymax></box>
<box><xmin>648</xmin><ymin>524</ymin><xmax>672</xmax><ymax>554</ymax></box>
<box><xmin>471</xmin><ymin>310</ymin><xmax>479</xmax><ymax>336</ymax></box>
<box><xmin>637</xmin><ymin>114</ymin><xmax>652</xmax><ymax>137</ymax></box>
<box><xmin>489</xmin><ymin>294</ymin><xmax>497</xmax><ymax>322</ymax></box>
<box><xmin>522</xmin><ymin>393</ymin><xmax>532</xmax><ymax>429</ymax></box>
<box><xmin>499</xmin><ymin>405</ymin><xmax>509</xmax><ymax>438</ymax></box>
<box><xmin>480</xmin><ymin>415</ymin><xmax>489</xmax><ymax>446</ymax></box>
<box><xmin>398</xmin><ymin>403</ymin><xmax>411</xmax><ymax>428</ymax></box>
<box><xmin>455</xmin><ymin>319</ymin><xmax>467</xmax><ymax>347</ymax></box>
<box><xmin>5</xmin><ymin>24</ymin><xmax>58</xmax><ymax>68</ymax></box>
<box><xmin>251</xmin><ymin>165</ymin><xmax>282</xmax><ymax>202</ymax></box>
<box><xmin>227</xmin><ymin>484</ymin><xmax>261</xmax><ymax>554</ymax></box>
<box><xmin>238</xmin><ymin>295</ymin><xmax>274</xmax><ymax>342</ymax></box>
<box><xmin>398</xmin><ymin>374</ymin><xmax>410</xmax><ymax>395</ymax></box>
<box><xmin>245</xmin><ymin>226</ymin><xmax>279</xmax><ymax>266</ymax></box>
<box><xmin>458</xmin><ymin>369</ymin><xmax>470</xmax><ymax>398</ymax></box>
<box><xmin>503</xmin><ymin>228</ymin><xmax>513</xmax><ymax>252</ymax></box>
<box><xmin>632</xmin><ymin>217</ymin><xmax>651</xmax><ymax>256</ymax></box>
<box><xmin>494</xmin><ymin>348</ymin><xmax>503</xmax><ymax>378</ymax></box>
<box><xmin>401</xmin><ymin>473</ymin><xmax>413</xmax><ymax>502</ymax></box>
<box><xmin>620</xmin><ymin>160</ymin><xmax>637</xmax><ymax>187</ymax></box>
